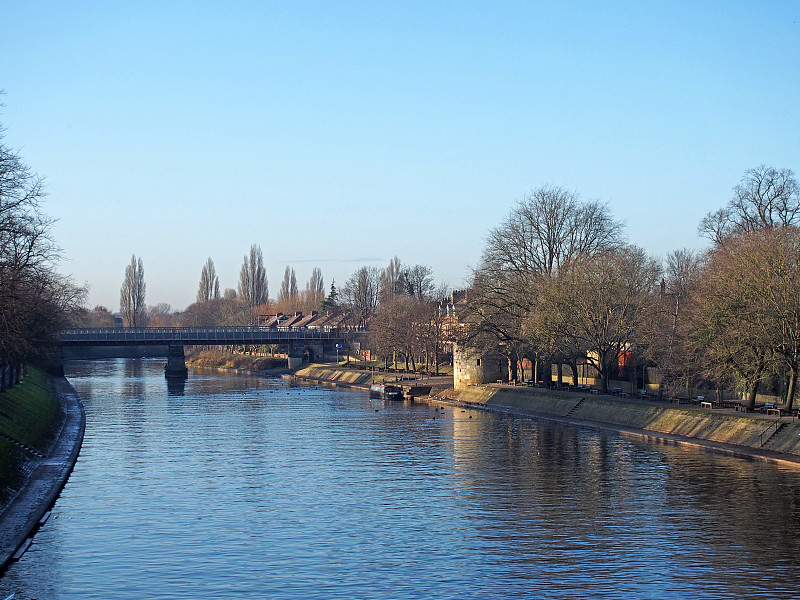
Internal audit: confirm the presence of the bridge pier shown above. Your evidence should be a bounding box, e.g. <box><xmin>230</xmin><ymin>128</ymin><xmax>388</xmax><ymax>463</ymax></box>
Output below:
<box><xmin>165</xmin><ymin>344</ymin><xmax>188</xmax><ymax>379</ymax></box>
<box><xmin>288</xmin><ymin>344</ymin><xmax>304</xmax><ymax>369</ymax></box>
<box><xmin>287</xmin><ymin>342</ymin><xmax>325</xmax><ymax>368</ymax></box>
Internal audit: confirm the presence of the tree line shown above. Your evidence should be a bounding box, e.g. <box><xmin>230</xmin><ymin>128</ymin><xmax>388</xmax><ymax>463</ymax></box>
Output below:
<box><xmin>105</xmin><ymin>163</ymin><xmax>800</xmax><ymax>404</ymax></box>
<box><xmin>7</xmin><ymin>96</ymin><xmax>797</xmax><ymax>403</ymax></box>
<box><xmin>109</xmin><ymin>243</ymin><xmax>449</xmax><ymax>373</ymax></box>
<box><xmin>0</xmin><ymin>117</ymin><xmax>85</xmax><ymax>386</ymax></box>
<box><xmin>464</xmin><ymin>165</ymin><xmax>800</xmax><ymax>411</ymax></box>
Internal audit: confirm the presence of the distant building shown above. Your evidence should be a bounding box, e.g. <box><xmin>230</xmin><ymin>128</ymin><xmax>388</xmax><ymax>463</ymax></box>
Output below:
<box><xmin>438</xmin><ymin>289</ymin><xmax>470</xmax><ymax>355</ymax></box>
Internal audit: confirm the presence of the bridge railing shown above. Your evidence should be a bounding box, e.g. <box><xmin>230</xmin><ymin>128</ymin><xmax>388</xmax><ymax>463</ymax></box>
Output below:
<box><xmin>61</xmin><ymin>326</ymin><xmax>365</xmax><ymax>346</ymax></box>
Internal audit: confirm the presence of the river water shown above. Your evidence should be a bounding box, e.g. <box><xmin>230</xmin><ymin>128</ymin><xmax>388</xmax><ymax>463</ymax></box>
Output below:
<box><xmin>2</xmin><ymin>358</ymin><xmax>800</xmax><ymax>599</ymax></box>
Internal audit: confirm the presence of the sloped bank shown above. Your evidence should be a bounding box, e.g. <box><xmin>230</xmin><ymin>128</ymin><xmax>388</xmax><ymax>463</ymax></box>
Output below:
<box><xmin>435</xmin><ymin>385</ymin><xmax>800</xmax><ymax>466</ymax></box>
<box><xmin>288</xmin><ymin>366</ymin><xmax>374</xmax><ymax>390</ymax></box>
<box><xmin>0</xmin><ymin>373</ymin><xmax>85</xmax><ymax>572</ymax></box>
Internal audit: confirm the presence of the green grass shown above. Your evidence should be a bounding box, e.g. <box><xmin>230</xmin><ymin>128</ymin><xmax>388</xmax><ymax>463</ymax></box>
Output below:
<box><xmin>0</xmin><ymin>367</ymin><xmax>63</xmax><ymax>503</ymax></box>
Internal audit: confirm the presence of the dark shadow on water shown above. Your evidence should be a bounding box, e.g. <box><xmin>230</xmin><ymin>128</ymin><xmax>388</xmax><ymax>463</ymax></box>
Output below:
<box><xmin>166</xmin><ymin>377</ymin><xmax>186</xmax><ymax>397</ymax></box>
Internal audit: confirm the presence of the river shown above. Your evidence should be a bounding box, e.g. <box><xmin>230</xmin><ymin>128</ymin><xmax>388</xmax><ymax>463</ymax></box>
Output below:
<box><xmin>2</xmin><ymin>358</ymin><xmax>800</xmax><ymax>599</ymax></box>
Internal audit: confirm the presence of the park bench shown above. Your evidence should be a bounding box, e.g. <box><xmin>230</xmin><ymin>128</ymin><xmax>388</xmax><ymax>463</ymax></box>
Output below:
<box><xmin>761</xmin><ymin>402</ymin><xmax>777</xmax><ymax>414</ymax></box>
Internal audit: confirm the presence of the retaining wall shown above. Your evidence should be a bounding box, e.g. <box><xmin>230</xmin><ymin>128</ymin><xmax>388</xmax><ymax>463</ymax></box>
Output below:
<box><xmin>449</xmin><ymin>386</ymin><xmax>800</xmax><ymax>458</ymax></box>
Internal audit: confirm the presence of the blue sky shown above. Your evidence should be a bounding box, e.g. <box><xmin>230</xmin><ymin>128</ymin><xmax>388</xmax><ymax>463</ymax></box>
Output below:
<box><xmin>2</xmin><ymin>1</ymin><xmax>798</xmax><ymax>311</ymax></box>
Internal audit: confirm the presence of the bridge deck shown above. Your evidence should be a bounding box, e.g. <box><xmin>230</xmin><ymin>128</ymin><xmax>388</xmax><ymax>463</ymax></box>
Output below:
<box><xmin>61</xmin><ymin>327</ymin><xmax>358</xmax><ymax>346</ymax></box>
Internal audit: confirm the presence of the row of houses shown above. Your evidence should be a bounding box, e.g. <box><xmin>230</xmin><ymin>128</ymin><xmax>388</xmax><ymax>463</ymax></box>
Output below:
<box><xmin>254</xmin><ymin>311</ymin><xmax>350</xmax><ymax>330</ymax></box>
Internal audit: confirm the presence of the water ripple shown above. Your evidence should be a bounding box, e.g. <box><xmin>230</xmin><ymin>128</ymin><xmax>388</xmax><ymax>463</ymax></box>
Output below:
<box><xmin>2</xmin><ymin>358</ymin><xmax>800</xmax><ymax>599</ymax></box>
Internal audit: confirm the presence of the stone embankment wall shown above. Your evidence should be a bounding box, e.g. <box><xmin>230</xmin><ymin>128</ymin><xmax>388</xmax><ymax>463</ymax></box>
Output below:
<box><xmin>288</xmin><ymin>367</ymin><xmax>800</xmax><ymax>464</ymax></box>
<box><xmin>290</xmin><ymin>366</ymin><xmax>373</xmax><ymax>389</ymax></box>
<box><xmin>446</xmin><ymin>386</ymin><xmax>800</xmax><ymax>459</ymax></box>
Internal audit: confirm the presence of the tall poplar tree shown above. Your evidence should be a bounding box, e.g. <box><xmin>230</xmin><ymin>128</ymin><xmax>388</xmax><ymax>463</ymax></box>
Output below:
<box><xmin>197</xmin><ymin>257</ymin><xmax>220</xmax><ymax>303</ymax></box>
<box><xmin>305</xmin><ymin>267</ymin><xmax>324</xmax><ymax>309</ymax></box>
<box><xmin>237</xmin><ymin>244</ymin><xmax>268</xmax><ymax>309</ymax></box>
<box><xmin>278</xmin><ymin>266</ymin><xmax>298</xmax><ymax>305</ymax></box>
<box><xmin>120</xmin><ymin>254</ymin><xmax>147</xmax><ymax>327</ymax></box>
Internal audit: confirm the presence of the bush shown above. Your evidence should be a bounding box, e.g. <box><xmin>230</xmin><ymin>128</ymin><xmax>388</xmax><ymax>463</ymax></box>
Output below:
<box><xmin>186</xmin><ymin>349</ymin><xmax>285</xmax><ymax>371</ymax></box>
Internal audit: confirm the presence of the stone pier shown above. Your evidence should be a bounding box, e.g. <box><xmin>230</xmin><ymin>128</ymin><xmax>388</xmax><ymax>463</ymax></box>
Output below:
<box><xmin>164</xmin><ymin>344</ymin><xmax>188</xmax><ymax>379</ymax></box>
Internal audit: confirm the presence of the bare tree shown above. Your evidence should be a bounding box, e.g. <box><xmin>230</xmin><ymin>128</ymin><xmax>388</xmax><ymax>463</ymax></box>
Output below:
<box><xmin>370</xmin><ymin>295</ymin><xmax>415</xmax><ymax>367</ymax></box>
<box><xmin>305</xmin><ymin>267</ymin><xmax>325</xmax><ymax>310</ymax></box>
<box><xmin>699</xmin><ymin>165</ymin><xmax>800</xmax><ymax>244</ymax></box>
<box><xmin>77</xmin><ymin>305</ymin><xmax>116</xmax><ymax>328</ymax></box>
<box><xmin>401</xmin><ymin>264</ymin><xmax>435</xmax><ymax>299</ymax></box>
<box><xmin>196</xmin><ymin>257</ymin><xmax>220</xmax><ymax>303</ymax></box>
<box><xmin>370</xmin><ymin>294</ymin><xmax>441</xmax><ymax>371</ymax></box>
<box><xmin>527</xmin><ymin>246</ymin><xmax>660</xmax><ymax>392</ymax></box>
<box><xmin>483</xmin><ymin>185</ymin><xmax>624</xmax><ymax>279</ymax></box>
<box><xmin>640</xmin><ymin>249</ymin><xmax>704</xmax><ymax>396</ymax></box>
<box><xmin>0</xmin><ymin>116</ymin><xmax>85</xmax><ymax>375</ymax></box>
<box><xmin>238</xmin><ymin>244</ymin><xmax>268</xmax><ymax>309</ymax></box>
<box><xmin>466</xmin><ymin>184</ymin><xmax>625</xmax><ymax>380</ymax></box>
<box><xmin>120</xmin><ymin>254</ymin><xmax>147</xmax><ymax>327</ymax></box>
<box><xmin>180</xmin><ymin>299</ymin><xmax>221</xmax><ymax>327</ymax></box>
<box><xmin>278</xmin><ymin>266</ymin><xmax>298</xmax><ymax>305</ymax></box>
<box><xmin>180</xmin><ymin>296</ymin><xmax>250</xmax><ymax>327</ymax></box>
<box><xmin>147</xmin><ymin>303</ymin><xmax>175</xmax><ymax>327</ymax></box>
<box><xmin>379</xmin><ymin>256</ymin><xmax>404</xmax><ymax>302</ymax></box>
<box><xmin>692</xmin><ymin>227</ymin><xmax>800</xmax><ymax>411</ymax></box>
<box><xmin>342</xmin><ymin>266</ymin><xmax>380</xmax><ymax>328</ymax></box>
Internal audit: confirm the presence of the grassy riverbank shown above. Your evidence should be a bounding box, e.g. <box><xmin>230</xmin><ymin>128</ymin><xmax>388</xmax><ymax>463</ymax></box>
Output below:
<box><xmin>0</xmin><ymin>368</ymin><xmax>64</xmax><ymax>504</ymax></box>
<box><xmin>185</xmin><ymin>349</ymin><xmax>287</xmax><ymax>372</ymax></box>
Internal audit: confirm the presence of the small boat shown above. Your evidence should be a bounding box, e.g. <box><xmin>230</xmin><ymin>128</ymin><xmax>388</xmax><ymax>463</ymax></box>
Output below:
<box><xmin>369</xmin><ymin>383</ymin><xmax>403</xmax><ymax>400</ymax></box>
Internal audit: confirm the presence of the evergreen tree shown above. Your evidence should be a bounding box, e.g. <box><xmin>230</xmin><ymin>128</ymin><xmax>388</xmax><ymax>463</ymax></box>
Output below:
<box><xmin>321</xmin><ymin>280</ymin><xmax>339</xmax><ymax>314</ymax></box>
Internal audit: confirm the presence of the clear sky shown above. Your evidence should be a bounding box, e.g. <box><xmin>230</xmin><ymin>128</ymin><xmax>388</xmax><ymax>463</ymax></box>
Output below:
<box><xmin>2</xmin><ymin>1</ymin><xmax>798</xmax><ymax>311</ymax></box>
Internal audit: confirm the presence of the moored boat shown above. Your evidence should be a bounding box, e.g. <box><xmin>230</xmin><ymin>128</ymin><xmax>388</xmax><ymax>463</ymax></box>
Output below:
<box><xmin>369</xmin><ymin>383</ymin><xmax>403</xmax><ymax>400</ymax></box>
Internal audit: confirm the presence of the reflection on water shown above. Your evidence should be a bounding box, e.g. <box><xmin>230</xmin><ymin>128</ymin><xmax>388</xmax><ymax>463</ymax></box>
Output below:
<box><xmin>166</xmin><ymin>376</ymin><xmax>186</xmax><ymax>397</ymax></box>
<box><xmin>2</xmin><ymin>358</ymin><xmax>800</xmax><ymax>599</ymax></box>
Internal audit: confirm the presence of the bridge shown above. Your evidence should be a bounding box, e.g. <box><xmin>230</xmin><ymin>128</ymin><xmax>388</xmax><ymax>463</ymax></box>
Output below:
<box><xmin>60</xmin><ymin>327</ymin><xmax>363</xmax><ymax>378</ymax></box>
